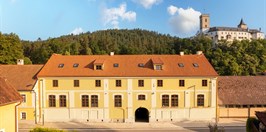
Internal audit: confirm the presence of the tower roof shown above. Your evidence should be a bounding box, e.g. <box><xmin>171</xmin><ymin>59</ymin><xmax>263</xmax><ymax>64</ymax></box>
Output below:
<box><xmin>238</xmin><ymin>18</ymin><xmax>246</xmax><ymax>26</ymax></box>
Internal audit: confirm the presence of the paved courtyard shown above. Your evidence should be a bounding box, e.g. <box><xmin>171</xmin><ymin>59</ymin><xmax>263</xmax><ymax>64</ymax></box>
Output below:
<box><xmin>19</xmin><ymin>118</ymin><xmax>246</xmax><ymax>132</ymax></box>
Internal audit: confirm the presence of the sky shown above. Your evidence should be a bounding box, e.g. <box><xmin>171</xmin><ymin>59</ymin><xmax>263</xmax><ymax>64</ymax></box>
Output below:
<box><xmin>0</xmin><ymin>0</ymin><xmax>265</xmax><ymax>41</ymax></box>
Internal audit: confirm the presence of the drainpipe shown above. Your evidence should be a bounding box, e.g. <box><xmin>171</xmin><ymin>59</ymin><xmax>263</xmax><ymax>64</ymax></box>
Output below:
<box><xmin>15</xmin><ymin>101</ymin><xmax>22</xmax><ymax>132</ymax></box>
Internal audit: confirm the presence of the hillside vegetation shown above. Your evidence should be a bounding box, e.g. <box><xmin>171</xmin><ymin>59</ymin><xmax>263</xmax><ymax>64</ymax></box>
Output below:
<box><xmin>1</xmin><ymin>29</ymin><xmax>266</xmax><ymax>75</ymax></box>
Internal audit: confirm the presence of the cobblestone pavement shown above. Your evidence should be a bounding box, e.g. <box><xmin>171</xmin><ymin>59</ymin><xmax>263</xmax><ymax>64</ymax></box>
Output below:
<box><xmin>19</xmin><ymin>118</ymin><xmax>246</xmax><ymax>132</ymax></box>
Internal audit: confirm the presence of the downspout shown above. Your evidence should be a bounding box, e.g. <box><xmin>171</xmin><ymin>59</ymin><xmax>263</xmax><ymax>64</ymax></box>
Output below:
<box><xmin>15</xmin><ymin>100</ymin><xmax>22</xmax><ymax>132</ymax></box>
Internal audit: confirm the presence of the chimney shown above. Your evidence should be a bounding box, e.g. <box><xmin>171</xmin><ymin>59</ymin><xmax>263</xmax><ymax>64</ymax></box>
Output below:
<box><xmin>180</xmin><ymin>51</ymin><xmax>184</xmax><ymax>56</ymax></box>
<box><xmin>17</xmin><ymin>59</ymin><xmax>24</xmax><ymax>65</ymax></box>
<box><xmin>196</xmin><ymin>51</ymin><xmax>203</xmax><ymax>55</ymax></box>
<box><xmin>110</xmin><ymin>52</ymin><xmax>114</xmax><ymax>56</ymax></box>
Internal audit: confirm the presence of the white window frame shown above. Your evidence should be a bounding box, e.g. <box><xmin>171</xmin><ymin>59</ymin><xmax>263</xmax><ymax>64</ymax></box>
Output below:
<box><xmin>136</xmin><ymin>93</ymin><xmax>148</xmax><ymax>100</ymax></box>
<box><xmin>21</xmin><ymin>112</ymin><xmax>26</xmax><ymax>120</ymax></box>
<box><xmin>21</xmin><ymin>94</ymin><xmax>26</xmax><ymax>103</ymax></box>
<box><xmin>196</xmin><ymin>93</ymin><xmax>205</xmax><ymax>107</ymax></box>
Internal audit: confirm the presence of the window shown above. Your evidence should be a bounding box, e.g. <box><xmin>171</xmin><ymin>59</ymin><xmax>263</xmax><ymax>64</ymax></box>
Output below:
<box><xmin>162</xmin><ymin>95</ymin><xmax>169</xmax><ymax>107</ymax></box>
<box><xmin>53</xmin><ymin>80</ymin><xmax>58</xmax><ymax>87</ymax></box>
<box><xmin>171</xmin><ymin>95</ymin><xmax>178</xmax><ymax>107</ymax></box>
<box><xmin>193</xmin><ymin>63</ymin><xmax>199</xmax><ymax>67</ymax></box>
<box><xmin>96</xmin><ymin>65</ymin><xmax>102</xmax><ymax>70</ymax></box>
<box><xmin>202</xmin><ymin>80</ymin><xmax>208</xmax><ymax>87</ymax></box>
<box><xmin>114</xmin><ymin>95</ymin><xmax>122</xmax><ymax>107</ymax></box>
<box><xmin>21</xmin><ymin>112</ymin><xmax>26</xmax><ymax>120</ymax></box>
<box><xmin>59</xmin><ymin>95</ymin><xmax>66</xmax><ymax>107</ymax></box>
<box><xmin>91</xmin><ymin>95</ymin><xmax>98</xmax><ymax>107</ymax></box>
<box><xmin>113</xmin><ymin>63</ymin><xmax>119</xmax><ymax>67</ymax></box>
<box><xmin>73</xmin><ymin>63</ymin><xmax>79</xmax><ymax>68</ymax></box>
<box><xmin>81</xmin><ymin>95</ymin><xmax>89</xmax><ymax>107</ymax></box>
<box><xmin>49</xmin><ymin>95</ymin><xmax>56</xmax><ymax>107</ymax></box>
<box><xmin>155</xmin><ymin>65</ymin><xmax>162</xmax><ymax>70</ymax></box>
<box><xmin>21</xmin><ymin>94</ymin><xmax>26</xmax><ymax>103</ymax></box>
<box><xmin>179</xmin><ymin>80</ymin><xmax>185</xmax><ymax>87</ymax></box>
<box><xmin>116</xmin><ymin>80</ymin><xmax>121</xmax><ymax>87</ymax></box>
<box><xmin>205</xmin><ymin>25</ymin><xmax>207</xmax><ymax>28</ymax></box>
<box><xmin>157</xmin><ymin>80</ymin><xmax>163</xmax><ymax>87</ymax></box>
<box><xmin>138</xmin><ymin>63</ymin><xmax>144</xmax><ymax>67</ymax></box>
<box><xmin>227</xmin><ymin>35</ymin><xmax>231</xmax><ymax>39</ymax></box>
<box><xmin>138</xmin><ymin>95</ymin><xmax>145</xmax><ymax>100</ymax></box>
<box><xmin>138</xmin><ymin>80</ymin><xmax>144</xmax><ymax>87</ymax></box>
<box><xmin>74</xmin><ymin>80</ymin><xmax>79</xmax><ymax>87</ymax></box>
<box><xmin>197</xmin><ymin>94</ymin><xmax>204</xmax><ymax>107</ymax></box>
<box><xmin>205</xmin><ymin>18</ymin><xmax>207</xmax><ymax>22</ymax></box>
<box><xmin>58</xmin><ymin>63</ymin><xmax>64</xmax><ymax>68</ymax></box>
<box><xmin>95</xmin><ymin>80</ymin><xmax>101</xmax><ymax>87</ymax></box>
<box><xmin>178</xmin><ymin>63</ymin><xmax>184</xmax><ymax>67</ymax></box>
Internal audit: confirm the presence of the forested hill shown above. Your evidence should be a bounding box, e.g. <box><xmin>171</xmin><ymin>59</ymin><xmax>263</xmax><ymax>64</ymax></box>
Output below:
<box><xmin>1</xmin><ymin>29</ymin><xmax>266</xmax><ymax>76</ymax></box>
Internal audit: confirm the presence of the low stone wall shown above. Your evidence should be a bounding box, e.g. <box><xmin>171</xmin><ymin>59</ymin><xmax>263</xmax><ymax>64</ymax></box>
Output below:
<box><xmin>219</xmin><ymin>107</ymin><xmax>266</xmax><ymax>118</ymax></box>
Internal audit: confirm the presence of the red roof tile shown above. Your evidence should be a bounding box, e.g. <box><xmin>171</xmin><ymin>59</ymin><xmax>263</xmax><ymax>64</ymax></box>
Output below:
<box><xmin>38</xmin><ymin>54</ymin><xmax>218</xmax><ymax>77</ymax></box>
<box><xmin>0</xmin><ymin>77</ymin><xmax>22</xmax><ymax>106</ymax></box>
<box><xmin>151</xmin><ymin>58</ymin><xmax>164</xmax><ymax>64</ymax></box>
<box><xmin>218</xmin><ymin>76</ymin><xmax>266</xmax><ymax>105</ymax></box>
<box><xmin>0</xmin><ymin>65</ymin><xmax>43</xmax><ymax>91</ymax></box>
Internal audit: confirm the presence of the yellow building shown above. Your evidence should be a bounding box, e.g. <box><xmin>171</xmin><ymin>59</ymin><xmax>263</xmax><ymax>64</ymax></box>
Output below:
<box><xmin>0</xmin><ymin>64</ymin><xmax>43</xmax><ymax>123</ymax></box>
<box><xmin>0</xmin><ymin>77</ymin><xmax>22</xmax><ymax>132</ymax></box>
<box><xmin>37</xmin><ymin>52</ymin><xmax>218</xmax><ymax>122</ymax></box>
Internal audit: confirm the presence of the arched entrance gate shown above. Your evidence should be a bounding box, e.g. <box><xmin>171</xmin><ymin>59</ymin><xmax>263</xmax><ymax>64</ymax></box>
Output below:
<box><xmin>135</xmin><ymin>107</ymin><xmax>149</xmax><ymax>122</ymax></box>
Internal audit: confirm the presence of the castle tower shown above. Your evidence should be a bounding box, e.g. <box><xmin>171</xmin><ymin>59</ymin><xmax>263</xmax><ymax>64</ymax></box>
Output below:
<box><xmin>200</xmin><ymin>14</ymin><xmax>210</xmax><ymax>32</ymax></box>
<box><xmin>238</xmin><ymin>18</ymin><xmax>247</xmax><ymax>29</ymax></box>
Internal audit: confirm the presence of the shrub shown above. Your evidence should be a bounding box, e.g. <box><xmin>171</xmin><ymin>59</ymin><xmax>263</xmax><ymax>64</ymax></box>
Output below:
<box><xmin>30</xmin><ymin>127</ymin><xmax>65</xmax><ymax>132</ymax></box>
<box><xmin>208</xmin><ymin>123</ymin><xmax>225</xmax><ymax>132</ymax></box>
<box><xmin>246</xmin><ymin>117</ymin><xmax>260</xmax><ymax>132</ymax></box>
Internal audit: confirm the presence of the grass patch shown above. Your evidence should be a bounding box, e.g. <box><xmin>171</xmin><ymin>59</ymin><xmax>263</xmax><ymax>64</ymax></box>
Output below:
<box><xmin>29</xmin><ymin>127</ymin><xmax>65</xmax><ymax>132</ymax></box>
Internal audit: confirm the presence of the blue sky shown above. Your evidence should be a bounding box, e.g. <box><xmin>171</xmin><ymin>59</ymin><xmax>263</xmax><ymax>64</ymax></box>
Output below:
<box><xmin>0</xmin><ymin>0</ymin><xmax>265</xmax><ymax>41</ymax></box>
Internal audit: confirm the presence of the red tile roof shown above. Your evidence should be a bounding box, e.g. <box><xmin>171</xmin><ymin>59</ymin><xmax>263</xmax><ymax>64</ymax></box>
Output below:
<box><xmin>0</xmin><ymin>65</ymin><xmax>43</xmax><ymax>91</ymax></box>
<box><xmin>0</xmin><ymin>77</ymin><xmax>22</xmax><ymax>106</ymax></box>
<box><xmin>151</xmin><ymin>58</ymin><xmax>164</xmax><ymax>64</ymax></box>
<box><xmin>218</xmin><ymin>76</ymin><xmax>266</xmax><ymax>105</ymax></box>
<box><xmin>38</xmin><ymin>54</ymin><xmax>218</xmax><ymax>77</ymax></box>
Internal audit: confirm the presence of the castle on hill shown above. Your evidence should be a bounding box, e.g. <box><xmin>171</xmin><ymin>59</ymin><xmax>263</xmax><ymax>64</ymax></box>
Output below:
<box><xmin>198</xmin><ymin>14</ymin><xmax>265</xmax><ymax>43</ymax></box>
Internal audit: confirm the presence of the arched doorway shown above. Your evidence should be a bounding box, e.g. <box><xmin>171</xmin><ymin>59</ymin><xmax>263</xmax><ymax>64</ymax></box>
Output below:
<box><xmin>135</xmin><ymin>107</ymin><xmax>149</xmax><ymax>122</ymax></box>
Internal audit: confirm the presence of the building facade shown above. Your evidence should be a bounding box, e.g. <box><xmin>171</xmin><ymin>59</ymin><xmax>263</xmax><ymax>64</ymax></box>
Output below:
<box><xmin>37</xmin><ymin>52</ymin><xmax>218</xmax><ymax>123</ymax></box>
<box><xmin>218</xmin><ymin>76</ymin><xmax>266</xmax><ymax>118</ymax></box>
<box><xmin>199</xmin><ymin>14</ymin><xmax>265</xmax><ymax>43</ymax></box>
<box><xmin>0</xmin><ymin>64</ymin><xmax>43</xmax><ymax>123</ymax></box>
<box><xmin>0</xmin><ymin>77</ymin><xmax>22</xmax><ymax>132</ymax></box>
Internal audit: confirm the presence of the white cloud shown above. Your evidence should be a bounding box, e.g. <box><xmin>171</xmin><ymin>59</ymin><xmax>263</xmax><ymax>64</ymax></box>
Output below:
<box><xmin>167</xmin><ymin>5</ymin><xmax>178</xmax><ymax>15</ymax></box>
<box><xmin>167</xmin><ymin>5</ymin><xmax>201</xmax><ymax>37</ymax></box>
<box><xmin>133</xmin><ymin>0</ymin><xmax>162</xmax><ymax>9</ymax></box>
<box><xmin>70</xmin><ymin>27</ymin><xmax>84</xmax><ymax>35</ymax></box>
<box><xmin>102</xmin><ymin>3</ymin><xmax>136</xmax><ymax>29</ymax></box>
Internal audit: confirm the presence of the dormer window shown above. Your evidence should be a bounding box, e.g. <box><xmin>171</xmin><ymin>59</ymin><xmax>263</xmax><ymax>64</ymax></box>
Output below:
<box><xmin>113</xmin><ymin>63</ymin><xmax>119</xmax><ymax>67</ymax></box>
<box><xmin>155</xmin><ymin>65</ymin><xmax>162</xmax><ymax>70</ymax></box>
<box><xmin>94</xmin><ymin>59</ymin><xmax>104</xmax><ymax>70</ymax></box>
<box><xmin>178</xmin><ymin>63</ymin><xmax>184</xmax><ymax>67</ymax></box>
<box><xmin>96</xmin><ymin>65</ymin><xmax>102</xmax><ymax>70</ymax></box>
<box><xmin>151</xmin><ymin>58</ymin><xmax>163</xmax><ymax>70</ymax></box>
<box><xmin>138</xmin><ymin>63</ymin><xmax>144</xmax><ymax>67</ymax></box>
<box><xmin>58</xmin><ymin>64</ymin><xmax>64</xmax><ymax>68</ymax></box>
<box><xmin>193</xmin><ymin>63</ymin><xmax>199</xmax><ymax>67</ymax></box>
<box><xmin>73</xmin><ymin>63</ymin><xmax>79</xmax><ymax>68</ymax></box>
